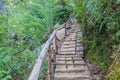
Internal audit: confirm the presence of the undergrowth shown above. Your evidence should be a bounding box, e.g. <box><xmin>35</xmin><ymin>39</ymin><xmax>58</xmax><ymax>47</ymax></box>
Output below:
<box><xmin>0</xmin><ymin>0</ymin><xmax>72</xmax><ymax>79</ymax></box>
<box><xmin>73</xmin><ymin>0</ymin><xmax>120</xmax><ymax>79</ymax></box>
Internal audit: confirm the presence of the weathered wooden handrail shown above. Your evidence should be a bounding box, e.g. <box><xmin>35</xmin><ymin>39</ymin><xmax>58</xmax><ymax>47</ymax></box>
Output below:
<box><xmin>28</xmin><ymin>26</ymin><xmax>65</xmax><ymax>80</ymax></box>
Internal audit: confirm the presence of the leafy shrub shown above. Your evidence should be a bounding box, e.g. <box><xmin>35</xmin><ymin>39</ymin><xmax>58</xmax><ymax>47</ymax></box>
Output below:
<box><xmin>73</xmin><ymin>0</ymin><xmax>120</xmax><ymax>79</ymax></box>
<box><xmin>0</xmin><ymin>0</ymin><xmax>61</xmax><ymax>80</ymax></box>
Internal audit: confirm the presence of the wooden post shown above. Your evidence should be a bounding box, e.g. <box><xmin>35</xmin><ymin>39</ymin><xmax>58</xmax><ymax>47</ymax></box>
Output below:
<box><xmin>28</xmin><ymin>26</ymin><xmax>64</xmax><ymax>80</ymax></box>
<box><xmin>55</xmin><ymin>35</ymin><xmax>58</xmax><ymax>54</ymax></box>
<box><xmin>28</xmin><ymin>30</ymin><xmax>58</xmax><ymax>80</ymax></box>
<box><xmin>65</xmin><ymin>24</ymin><xmax>67</xmax><ymax>36</ymax></box>
<box><xmin>75</xmin><ymin>39</ymin><xmax>77</xmax><ymax>54</ymax></box>
<box><xmin>48</xmin><ymin>48</ymin><xmax>51</xmax><ymax>80</ymax></box>
<box><xmin>75</xmin><ymin>32</ymin><xmax>77</xmax><ymax>54</ymax></box>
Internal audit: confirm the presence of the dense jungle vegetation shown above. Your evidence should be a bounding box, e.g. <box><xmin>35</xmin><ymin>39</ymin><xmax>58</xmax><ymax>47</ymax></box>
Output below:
<box><xmin>0</xmin><ymin>0</ymin><xmax>120</xmax><ymax>80</ymax></box>
<box><xmin>73</xmin><ymin>0</ymin><xmax>120</xmax><ymax>80</ymax></box>
<box><xmin>0</xmin><ymin>0</ymin><xmax>72</xmax><ymax>80</ymax></box>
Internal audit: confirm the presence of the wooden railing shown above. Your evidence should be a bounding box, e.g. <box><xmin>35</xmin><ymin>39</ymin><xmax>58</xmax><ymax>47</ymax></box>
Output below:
<box><xmin>28</xmin><ymin>22</ymin><xmax>71</xmax><ymax>80</ymax></box>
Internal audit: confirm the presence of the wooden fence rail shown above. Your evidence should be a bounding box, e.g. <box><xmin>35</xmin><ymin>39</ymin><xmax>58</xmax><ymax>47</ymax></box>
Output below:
<box><xmin>28</xmin><ymin>22</ymin><xmax>71</xmax><ymax>80</ymax></box>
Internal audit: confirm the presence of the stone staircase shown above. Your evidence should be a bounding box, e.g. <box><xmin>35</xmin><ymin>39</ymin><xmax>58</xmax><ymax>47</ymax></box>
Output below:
<box><xmin>54</xmin><ymin>25</ymin><xmax>92</xmax><ymax>80</ymax></box>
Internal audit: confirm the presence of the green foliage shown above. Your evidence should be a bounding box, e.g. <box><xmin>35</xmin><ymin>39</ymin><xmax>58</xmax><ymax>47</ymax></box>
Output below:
<box><xmin>85</xmin><ymin>40</ymin><xmax>110</xmax><ymax>70</ymax></box>
<box><xmin>0</xmin><ymin>0</ymin><xmax>74</xmax><ymax>79</ymax></box>
<box><xmin>39</xmin><ymin>60</ymin><xmax>48</xmax><ymax>80</ymax></box>
<box><xmin>0</xmin><ymin>0</ymin><xmax>64</xmax><ymax>80</ymax></box>
<box><xmin>6</xmin><ymin>0</ymin><xmax>56</xmax><ymax>42</ymax></box>
<box><xmin>54</xmin><ymin>0</ymin><xmax>73</xmax><ymax>24</ymax></box>
<box><xmin>73</xmin><ymin>0</ymin><xmax>120</xmax><ymax>79</ymax></box>
<box><xmin>107</xmin><ymin>45</ymin><xmax>120</xmax><ymax>80</ymax></box>
<box><xmin>0</xmin><ymin>70</ymin><xmax>12</xmax><ymax>80</ymax></box>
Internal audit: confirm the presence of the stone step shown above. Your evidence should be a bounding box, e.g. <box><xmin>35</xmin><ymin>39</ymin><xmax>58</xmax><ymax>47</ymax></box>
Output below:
<box><xmin>60</xmin><ymin>50</ymin><xmax>75</xmax><ymax>52</ymax></box>
<box><xmin>59</xmin><ymin>51</ymin><xmax>83</xmax><ymax>54</ymax></box>
<box><xmin>63</xmin><ymin>42</ymin><xmax>83</xmax><ymax>45</ymax></box>
<box><xmin>54</xmin><ymin>74</ymin><xmax>90</xmax><ymax>80</ymax></box>
<box><xmin>55</xmin><ymin>71</ymin><xmax>90</xmax><ymax>76</ymax></box>
<box><xmin>56</xmin><ymin>55</ymin><xmax>83</xmax><ymax>58</ymax></box>
<box><xmin>55</xmin><ymin>69</ymin><xmax>86</xmax><ymax>73</ymax></box>
<box><xmin>65</xmin><ymin>39</ymin><xmax>76</xmax><ymax>41</ymax></box>
<box><xmin>55</xmin><ymin>61</ymin><xmax>86</xmax><ymax>66</ymax></box>
<box><xmin>65</xmin><ymin>37</ymin><xmax>76</xmax><ymax>39</ymax></box>
<box><xmin>56</xmin><ymin>59</ymin><xmax>85</xmax><ymax>63</ymax></box>
<box><xmin>60</xmin><ymin>48</ymin><xmax>83</xmax><ymax>52</ymax></box>
<box><xmin>56</xmin><ymin>54</ymin><xmax>79</xmax><ymax>56</ymax></box>
<box><xmin>59</xmin><ymin>52</ymin><xmax>84</xmax><ymax>57</ymax></box>
<box><xmin>56</xmin><ymin>65</ymin><xmax>88</xmax><ymax>70</ymax></box>
<box><xmin>60</xmin><ymin>47</ymin><xmax>75</xmax><ymax>49</ymax></box>
<box><xmin>62</xmin><ymin>45</ymin><xmax>75</xmax><ymax>48</ymax></box>
<box><xmin>59</xmin><ymin>51</ymin><xmax>75</xmax><ymax>53</ymax></box>
<box><xmin>55</xmin><ymin>65</ymin><xmax>89</xmax><ymax>72</ymax></box>
<box><xmin>55</xmin><ymin>63</ymin><xmax>86</xmax><ymax>66</ymax></box>
<box><xmin>63</xmin><ymin>42</ymin><xmax>75</xmax><ymax>45</ymax></box>
<box><xmin>56</xmin><ymin>57</ymin><xmax>82</xmax><ymax>61</ymax></box>
<box><xmin>60</xmin><ymin>45</ymin><xmax>75</xmax><ymax>50</ymax></box>
<box><xmin>58</xmin><ymin>53</ymin><xmax>77</xmax><ymax>55</ymax></box>
<box><xmin>64</xmin><ymin>41</ymin><xmax>75</xmax><ymax>42</ymax></box>
<box><xmin>67</xmin><ymin>38</ymin><xmax>76</xmax><ymax>40</ymax></box>
<box><xmin>54</xmin><ymin>27</ymin><xmax>92</xmax><ymax>80</ymax></box>
<box><xmin>60</xmin><ymin>48</ymin><xmax>75</xmax><ymax>51</ymax></box>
